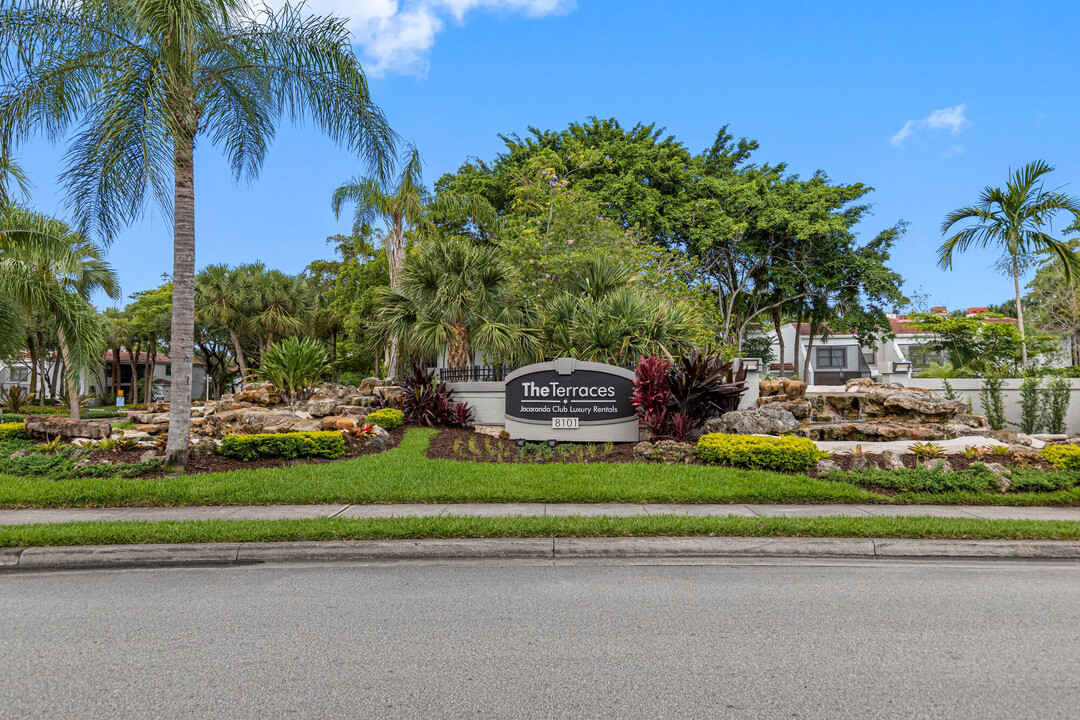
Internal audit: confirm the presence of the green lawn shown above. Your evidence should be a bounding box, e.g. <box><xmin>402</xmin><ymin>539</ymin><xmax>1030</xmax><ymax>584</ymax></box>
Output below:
<box><xmin>3</xmin><ymin>514</ymin><xmax>1080</xmax><ymax>547</ymax></box>
<box><xmin>0</xmin><ymin>428</ymin><xmax>1079</xmax><ymax>509</ymax></box>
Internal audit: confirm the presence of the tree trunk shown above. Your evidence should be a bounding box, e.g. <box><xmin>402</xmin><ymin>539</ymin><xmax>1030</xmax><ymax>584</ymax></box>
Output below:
<box><xmin>1013</xmin><ymin>256</ymin><xmax>1028</xmax><ymax>369</ymax></box>
<box><xmin>144</xmin><ymin>338</ymin><xmax>157</xmax><ymax>403</ymax></box>
<box><xmin>48</xmin><ymin>350</ymin><xmax>60</xmax><ymax>400</ymax></box>
<box><xmin>802</xmin><ymin>324</ymin><xmax>816</xmax><ymax>383</ymax></box>
<box><xmin>793</xmin><ymin>308</ymin><xmax>804</xmax><ymax>380</ymax></box>
<box><xmin>128</xmin><ymin>340</ymin><xmax>141</xmax><ymax>406</ymax></box>
<box><xmin>26</xmin><ymin>334</ymin><xmax>37</xmax><ymax>402</ymax></box>
<box><xmin>165</xmin><ymin>134</ymin><xmax>196</xmax><ymax>474</ymax></box>
<box><xmin>36</xmin><ymin>330</ymin><xmax>47</xmax><ymax>400</ymax></box>
<box><xmin>227</xmin><ymin>328</ymin><xmax>247</xmax><ymax>380</ymax></box>
<box><xmin>331</xmin><ymin>330</ymin><xmax>338</xmax><ymax>383</ymax></box>
<box><xmin>449</xmin><ymin>323</ymin><xmax>469</xmax><ymax>369</ymax></box>
<box><xmin>386</xmin><ymin>216</ymin><xmax>406</xmax><ymax>379</ymax></box>
<box><xmin>111</xmin><ymin>342</ymin><xmax>121</xmax><ymax>395</ymax></box>
<box><xmin>772</xmin><ymin>309</ymin><xmax>785</xmax><ymax>379</ymax></box>
<box><xmin>55</xmin><ymin>325</ymin><xmax>79</xmax><ymax>420</ymax></box>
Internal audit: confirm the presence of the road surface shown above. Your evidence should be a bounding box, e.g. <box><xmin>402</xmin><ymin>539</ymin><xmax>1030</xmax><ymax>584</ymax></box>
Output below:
<box><xmin>2</xmin><ymin>557</ymin><xmax>1079</xmax><ymax>719</ymax></box>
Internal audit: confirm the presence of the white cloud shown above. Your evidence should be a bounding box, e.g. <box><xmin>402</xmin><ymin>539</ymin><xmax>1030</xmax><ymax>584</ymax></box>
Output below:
<box><xmin>890</xmin><ymin>104</ymin><xmax>970</xmax><ymax>148</ymax></box>
<box><xmin>296</xmin><ymin>0</ymin><xmax>576</xmax><ymax>76</ymax></box>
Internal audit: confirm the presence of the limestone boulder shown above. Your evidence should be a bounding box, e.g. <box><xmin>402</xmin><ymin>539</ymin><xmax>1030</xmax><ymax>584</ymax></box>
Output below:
<box><xmin>633</xmin><ymin>440</ymin><xmax>695</xmax><ymax>464</ymax></box>
<box><xmin>131</xmin><ymin>412</ymin><xmax>170</xmax><ymax>424</ymax></box>
<box><xmin>704</xmin><ymin>406</ymin><xmax>801</xmax><ymax>436</ymax></box>
<box><xmin>321</xmin><ymin>416</ymin><xmax>358</xmax><ymax>431</ymax></box>
<box><xmin>306</xmin><ymin>397</ymin><xmax>341</xmax><ymax>417</ymax></box>
<box><xmin>135</xmin><ymin>423</ymin><xmax>168</xmax><ymax>435</ymax></box>
<box><xmin>364</xmin><ymin>425</ymin><xmax>394</xmax><ymax>453</ymax></box>
<box><xmin>849</xmin><ymin>453</ymin><xmax>877</xmax><ymax>472</ymax></box>
<box><xmin>780</xmin><ymin>378</ymin><xmax>807</xmax><ymax>400</ymax></box>
<box><xmin>189</xmin><ymin>437</ymin><xmax>218</xmax><ymax>459</ymax></box>
<box><xmin>231</xmin><ymin>390</ymin><xmax>282</xmax><ymax>406</ymax></box>
<box><xmin>25</xmin><ymin>416</ymin><xmax>111</xmax><ymax>441</ymax></box>
<box><xmin>881</xmin><ymin>450</ymin><xmax>905</xmax><ymax>471</ymax></box>
<box><xmin>813</xmin><ymin>458</ymin><xmax>839</xmax><ymax>474</ymax></box>
<box><xmin>758</xmin><ymin>378</ymin><xmax>783</xmax><ymax>397</ymax></box>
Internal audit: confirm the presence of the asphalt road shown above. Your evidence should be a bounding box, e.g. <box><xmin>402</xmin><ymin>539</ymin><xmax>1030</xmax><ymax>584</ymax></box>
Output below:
<box><xmin>2</xmin><ymin>558</ymin><xmax>1079</xmax><ymax>719</ymax></box>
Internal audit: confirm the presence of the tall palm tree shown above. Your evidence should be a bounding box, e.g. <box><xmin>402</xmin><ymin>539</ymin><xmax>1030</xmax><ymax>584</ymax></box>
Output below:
<box><xmin>0</xmin><ymin>207</ymin><xmax>120</xmax><ymax>417</ymax></box>
<box><xmin>0</xmin><ymin>0</ymin><xmax>395</xmax><ymax>473</ymax></box>
<box><xmin>249</xmin><ymin>268</ymin><xmax>312</xmax><ymax>353</ymax></box>
<box><xmin>371</xmin><ymin>239</ymin><xmax>540</xmax><ymax>369</ymax></box>
<box><xmin>194</xmin><ymin>263</ymin><xmax>252</xmax><ymax>379</ymax></box>
<box><xmin>332</xmin><ymin>145</ymin><xmax>500</xmax><ymax>377</ymax></box>
<box><xmin>940</xmin><ymin>161</ymin><xmax>1080</xmax><ymax>368</ymax></box>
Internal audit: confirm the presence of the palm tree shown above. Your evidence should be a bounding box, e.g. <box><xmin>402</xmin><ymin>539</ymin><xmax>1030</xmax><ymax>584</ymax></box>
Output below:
<box><xmin>332</xmin><ymin>145</ymin><xmax>500</xmax><ymax>377</ymax></box>
<box><xmin>249</xmin><ymin>268</ymin><xmax>312</xmax><ymax>353</ymax></box>
<box><xmin>0</xmin><ymin>207</ymin><xmax>119</xmax><ymax>417</ymax></box>
<box><xmin>371</xmin><ymin>239</ymin><xmax>541</xmax><ymax>369</ymax></box>
<box><xmin>940</xmin><ymin>161</ymin><xmax>1080</xmax><ymax>368</ymax></box>
<box><xmin>0</xmin><ymin>0</ymin><xmax>395</xmax><ymax>473</ymax></box>
<box><xmin>195</xmin><ymin>263</ymin><xmax>253</xmax><ymax>379</ymax></box>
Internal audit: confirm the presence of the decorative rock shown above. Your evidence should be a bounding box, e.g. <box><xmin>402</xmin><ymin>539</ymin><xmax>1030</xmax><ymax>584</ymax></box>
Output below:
<box><xmin>776</xmin><ymin>400</ymin><xmax>812</xmax><ymax>420</ymax></box>
<box><xmin>633</xmin><ymin>440</ymin><xmax>695</xmax><ymax>464</ymax></box>
<box><xmin>704</xmin><ymin>406</ymin><xmax>801</xmax><ymax>436</ymax></box>
<box><xmin>321</xmin><ymin>416</ymin><xmax>357</xmax><ymax>431</ymax></box>
<box><xmin>306</xmin><ymin>398</ymin><xmax>340</xmax><ymax>417</ymax></box>
<box><xmin>135</xmin><ymin>423</ymin><xmax>168</xmax><ymax>435</ymax></box>
<box><xmin>1032</xmin><ymin>433</ymin><xmax>1070</xmax><ymax>443</ymax></box>
<box><xmin>813</xmin><ymin>458</ymin><xmax>839</xmax><ymax>474</ymax></box>
<box><xmin>881</xmin><ymin>450</ymin><xmax>905</xmax><ymax>470</ymax></box>
<box><xmin>924</xmin><ymin>458</ymin><xmax>953</xmax><ymax>473</ymax></box>
<box><xmin>146</xmin><ymin>401</ymin><xmax>170</xmax><ymax>413</ymax></box>
<box><xmin>25</xmin><ymin>416</ymin><xmax>111</xmax><ymax>441</ymax></box>
<box><xmin>780</xmin><ymin>378</ymin><xmax>807</xmax><ymax>400</ymax></box>
<box><xmin>358</xmin><ymin>377</ymin><xmax>383</xmax><ymax>395</ymax></box>
<box><xmin>758</xmin><ymin>378</ymin><xmax>783</xmax><ymax>397</ymax></box>
<box><xmin>9</xmin><ymin>448</ymin><xmax>31</xmax><ymax>459</ymax></box>
<box><xmin>130</xmin><ymin>412</ymin><xmax>170</xmax><ymax>424</ymax></box>
<box><xmin>232</xmin><ymin>390</ymin><xmax>282</xmax><ymax>406</ymax></box>
<box><xmin>473</xmin><ymin>425</ymin><xmax>506</xmax><ymax>438</ymax></box>
<box><xmin>363</xmin><ymin>425</ymin><xmax>394</xmax><ymax>454</ymax></box>
<box><xmin>845</xmin><ymin>377</ymin><xmax>874</xmax><ymax>391</ymax></box>
<box><xmin>984</xmin><ymin>462</ymin><xmax>1011</xmax><ymax>492</ymax></box>
<box><xmin>73</xmin><ymin>458</ymin><xmax>95</xmax><ymax>469</ymax></box>
<box><xmin>138</xmin><ymin>449</ymin><xmax>158</xmax><ymax>463</ymax></box>
<box><xmin>849</xmin><ymin>453</ymin><xmax>877</xmax><ymax>472</ymax></box>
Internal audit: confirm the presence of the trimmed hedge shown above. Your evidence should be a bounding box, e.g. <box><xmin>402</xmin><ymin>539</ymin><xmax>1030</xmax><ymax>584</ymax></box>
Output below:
<box><xmin>219</xmin><ymin>431</ymin><xmax>346</xmax><ymax>461</ymax></box>
<box><xmin>1040</xmin><ymin>444</ymin><xmax>1080</xmax><ymax>470</ymax></box>
<box><xmin>81</xmin><ymin>410</ymin><xmax>121</xmax><ymax>419</ymax></box>
<box><xmin>696</xmin><ymin>433</ymin><xmax>824</xmax><ymax>472</ymax></box>
<box><xmin>0</xmin><ymin>413</ymin><xmax>25</xmax><ymax>424</ymax></box>
<box><xmin>0</xmin><ymin>422</ymin><xmax>28</xmax><ymax>441</ymax></box>
<box><xmin>366</xmin><ymin>408</ymin><xmax>404</xmax><ymax>431</ymax></box>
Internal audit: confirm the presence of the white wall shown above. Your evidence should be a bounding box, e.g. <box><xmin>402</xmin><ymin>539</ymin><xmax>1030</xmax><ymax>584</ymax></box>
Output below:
<box><xmin>900</xmin><ymin>378</ymin><xmax>1080</xmax><ymax>435</ymax></box>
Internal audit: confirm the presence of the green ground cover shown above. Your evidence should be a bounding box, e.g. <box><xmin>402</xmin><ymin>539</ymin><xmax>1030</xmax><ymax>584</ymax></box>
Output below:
<box><xmin>3</xmin><ymin>514</ymin><xmax>1080</xmax><ymax>547</ymax></box>
<box><xmin>0</xmin><ymin>429</ymin><xmax>1079</xmax><ymax>509</ymax></box>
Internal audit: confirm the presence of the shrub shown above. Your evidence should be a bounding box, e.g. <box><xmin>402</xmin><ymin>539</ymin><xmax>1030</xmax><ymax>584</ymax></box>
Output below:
<box><xmin>633</xmin><ymin>351</ymin><xmax>747</xmax><ymax>442</ymax></box>
<box><xmin>0</xmin><ymin>422</ymin><xmax>28</xmax><ymax>440</ymax></box>
<box><xmin>81</xmin><ymin>410</ymin><xmax>120</xmax><ymax>419</ymax></box>
<box><xmin>1016</xmin><ymin>376</ymin><xmax>1043</xmax><ymax>434</ymax></box>
<box><xmin>696</xmin><ymin>433</ymin><xmax>824</xmax><ymax>472</ymax></box>
<box><xmin>831</xmin><ymin>466</ymin><xmax>996</xmax><ymax>494</ymax></box>
<box><xmin>219</xmin><ymin>431</ymin><xmax>346</xmax><ymax>461</ymax></box>
<box><xmin>1</xmin><ymin>385</ymin><xmax>34</xmax><ymax>413</ymax></box>
<box><xmin>1042</xmin><ymin>376</ymin><xmax>1071</xmax><ymax>434</ymax></box>
<box><xmin>0</xmin><ymin>413</ymin><xmax>25</xmax><ymax>423</ymax></box>
<box><xmin>259</xmin><ymin>337</ymin><xmax>329</xmax><ymax>403</ymax></box>
<box><xmin>979</xmin><ymin>375</ymin><xmax>1006</xmax><ymax>430</ymax></box>
<box><xmin>366</xmin><ymin>408</ymin><xmax>404</xmax><ymax>431</ymax></box>
<box><xmin>0</xmin><ymin>444</ymin><xmax>160</xmax><ymax>479</ymax></box>
<box><xmin>1008</xmin><ymin>469</ymin><xmax>1080</xmax><ymax>493</ymax></box>
<box><xmin>396</xmin><ymin>360</ymin><xmax>468</xmax><ymax>427</ymax></box>
<box><xmin>1039</xmin><ymin>444</ymin><xmax>1080</xmax><ymax>470</ymax></box>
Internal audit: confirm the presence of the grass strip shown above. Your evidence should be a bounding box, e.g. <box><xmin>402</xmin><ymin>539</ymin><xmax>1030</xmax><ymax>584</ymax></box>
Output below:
<box><xmin>0</xmin><ymin>428</ymin><xmax>1078</xmax><ymax>509</ymax></box>
<box><xmin>2</xmin><ymin>514</ymin><xmax>1080</xmax><ymax>547</ymax></box>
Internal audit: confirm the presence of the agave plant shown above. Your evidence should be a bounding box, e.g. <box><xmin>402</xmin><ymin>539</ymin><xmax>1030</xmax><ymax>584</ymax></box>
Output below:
<box><xmin>1</xmin><ymin>385</ymin><xmax>34</xmax><ymax>414</ymax></box>
<box><xmin>259</xmin><ymin>337</ymin><xmax>329</xmax><ymax>404</ymax></box>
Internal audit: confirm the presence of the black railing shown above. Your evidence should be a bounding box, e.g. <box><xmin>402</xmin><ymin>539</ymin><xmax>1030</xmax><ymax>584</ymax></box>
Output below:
<box><xmin>438</xmin><ymin>365</ymin><xmax>517</xmax><ymax>383</ymax></box>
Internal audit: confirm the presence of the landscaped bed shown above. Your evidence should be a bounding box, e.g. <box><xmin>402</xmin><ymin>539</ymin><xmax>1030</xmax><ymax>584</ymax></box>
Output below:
<box><xmin>1</xmin><ymin>428</ymin><xmax>1080</xmax><ymax>509</ymax></box>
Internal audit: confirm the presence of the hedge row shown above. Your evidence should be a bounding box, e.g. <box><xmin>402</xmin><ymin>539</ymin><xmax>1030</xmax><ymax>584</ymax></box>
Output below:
<box><xmin>696</xmin><ymin>433</ymin><xmax>824</xmax><ymax>472</ymax></box>
<box><xmin>219</xmin><ymin>431</ymin><xmax>346</xmax><ymax>461</ymax></box>
<box><xmin>0</xmin><ymin>422</ymin><xmax>28</xmax><ymax>441</ymax></box>
<box><xmin>366</xmin><ymin>408</ymin><xmax>403</xmax><ymax>431</ymax></box>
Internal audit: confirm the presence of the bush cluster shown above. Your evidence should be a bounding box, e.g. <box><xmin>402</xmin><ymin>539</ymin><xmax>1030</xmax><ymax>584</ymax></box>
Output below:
<box><xmin>0</xmin><ymin>442</ymin><xmax>161</xmax><ymax>480</ymax></box>
<box><xmin>0</xmin><ymin>413</ymin><xmax>26</xmax><ymax>423</ymax></box>
<box><xmin>219</xmin><ymin>431</ymin><xmax>346</xmax><ymax>461</ymax></box>
<box><xmin>0</xmin><ymin>422</ymin><xmax>28</xmax><ymax>441</ymax></box>
<box><xmin>1039</xmin><ymin>444</ymin><xmax>1080</xmax><ymax>470</ymax></box>
<box><xmin>696</xmin><ymin>433</ymin><xmax>824</xmax><ymax>472</ymax></box>
<box><xmin>366</xmin><ymin>408</ymin><xmax>403</xmax><ymax>431</ymax></box>
<box><xmin>832</xmin><ymin>466</ymin><xmax>996</xmax><ymax>493</ymax></box>
<box><xmin>81</xmin><ymin>410</ymin><xmax>121</xmax><ymax>420</ymax></box>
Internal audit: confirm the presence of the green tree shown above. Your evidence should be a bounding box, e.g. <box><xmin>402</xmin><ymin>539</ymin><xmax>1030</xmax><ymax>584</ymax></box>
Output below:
<box><xmin>904</xmin><ymin>312</ymin><xmax>1057</xmax><ymax>376</ymax></box>
<box><xmin>940</xmin><ymin>161</ymin><xmax>1080</xmax><ymax>368</ymax></box>
<box><xmin>371</xmin><ymin>239</ymin><xmax>540</xmax><ymax>369</ymax></box>
<box><xmin>0</xmin><ymin>207</ymin><xmax>119</xmax><ymax>416</ymax></box>
<box><xmin>0</xmin><ymin>0</ymin><xmax>395</xmax><ymax>472</ymax></box>
<box><xmin>194</xmin><ymin>264</ymin><xmax>252</xmax><ymax>379</ymax></box>
<box><xmin>127</xmin><ymin>283</ymin><xmax>172</xmax><ymax>403</ymax></box>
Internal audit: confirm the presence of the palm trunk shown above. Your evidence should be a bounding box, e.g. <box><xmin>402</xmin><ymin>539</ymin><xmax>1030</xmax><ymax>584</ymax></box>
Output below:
<box><xmin>55</xmin><ymin>325</ymin><xmax>79</xmax><ymax>420</ymax></box>
<box><xmin>26</xmin><ymin>334</ymin><xmax>37</xmax><ymax>402</ymax></box>
<box><xmin>772</xmin><ymin>309</ymin><xmax>785</xmax><ymax>379</ymax></box>
<box><xmin>111</xmin><ymin>342</ymin><xmax>121</xmax><ymax>395</ymax></box>
<box><xmin>143</xmin><ymin>338</ymin><xmax>153</xmax><ymax>404</ymax></box>
<box><xmin>793</xmin><ymin>308</ymin><xmax>804</xmax><ymax>380</ymax></box>
<box><xmin>36</xmin><ymin>330</ymin><xmax>46</xmax><ymax>400</ymax></box>
<box><xmin>128</xmin><ymin>340</ymin><xmax>141</xmax><ymax>405</ymax></box>
<box><xmin>228</xmin><ymin>328</ymin><xmax>247</xmax><ymax>379</ymax></box>
<box><xmin>165</xmin><ymin>134</ymin><xmax>196</xmax><ymax>474</ymax></box>
<box><xmin>449</xmin><ymin>323</ymin><xmax>469</xmax><ymax>369</ymax></box>
<box><xmin>1014</xmin><ymin>256</ymin><xmax>1028</xmax><ymax>369</ymax></box>
<box><xmin>386</xmin><ymin>217</ymin><xmax>405</xmax><ymax>379</ymax></box>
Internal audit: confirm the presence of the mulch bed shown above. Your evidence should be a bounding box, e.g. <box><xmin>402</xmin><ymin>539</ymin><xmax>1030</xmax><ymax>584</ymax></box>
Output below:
<box><xmin>425</xmin><ymin>427</ymin><xmax>638</xmax><ymax>464</ymax></box>
<box><xmin>71</xmin><ymin>426</ymin><xmax>408</xmax><ymax>477</ymax></box>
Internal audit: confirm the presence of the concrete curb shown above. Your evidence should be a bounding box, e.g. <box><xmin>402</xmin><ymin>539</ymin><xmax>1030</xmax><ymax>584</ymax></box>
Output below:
<box><xmin>4</xmin><ymin>536</ymin><xmax>1080</xmax><ymax>570</ymax></box>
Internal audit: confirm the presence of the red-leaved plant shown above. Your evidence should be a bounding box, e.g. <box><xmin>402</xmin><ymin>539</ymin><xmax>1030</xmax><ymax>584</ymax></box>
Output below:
<box><xmin>631</xmin><ymin>356</ymin><xmax>670</xmax><ymax>437</ymax></box>
<box><xmin>632</xmin><ymin>351</ymin><xmax>748</xmax><ymax>441</ymax></box>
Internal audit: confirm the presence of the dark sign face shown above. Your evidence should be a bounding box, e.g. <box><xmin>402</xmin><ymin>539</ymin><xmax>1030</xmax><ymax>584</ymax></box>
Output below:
<box><xmin>505</xmin><ymin>366</ymin><xmax>636</xmax><ymax>424</ymax></box>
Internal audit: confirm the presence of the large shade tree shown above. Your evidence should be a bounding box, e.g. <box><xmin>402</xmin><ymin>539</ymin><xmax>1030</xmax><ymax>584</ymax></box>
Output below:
<box><xmin>0</xmin><ymin>0</ymin><xmax>395</xmax><ymax>473</ymax></box>
<box><xmin>940</xmin><ymin>161</ymin><xmax>1080</xmax><ymax>368</ymax></box>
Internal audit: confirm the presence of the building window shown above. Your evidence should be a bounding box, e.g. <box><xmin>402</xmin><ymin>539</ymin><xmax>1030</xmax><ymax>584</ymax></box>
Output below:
<box><xmin>862</xmin><ymin>350</ymin><xmax>875</xmax><ymax>367</ymax></box>
<box><xmin>9</xmin><ymin>367</ymin><xmax>28</xmax><ymax>382</ymax></box>
<box><xmin>165</xmin><ymin>364</ymin><xmax>171</xmax><ymax>376</ymax></box>
<box><xmin>816</xmin><ymin>347</ymin><xmax>846</xmax><ymax>368</ymax></box>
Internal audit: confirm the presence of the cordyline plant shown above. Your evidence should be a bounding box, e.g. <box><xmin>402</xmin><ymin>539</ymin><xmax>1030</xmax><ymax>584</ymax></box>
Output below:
<box><xmin>0</xmin><ymin>0</ymin><xmax>395</xmax><ymax>474</ymax></box>
<box><xmin>396</xmin><ymin>360</ymin><xmax>472</xmax><ymax>428</ymax></box>
<box><xmin>632</xmin><ymin>350</ymin><xmax>747</xmax><ymax>441</ymax></box>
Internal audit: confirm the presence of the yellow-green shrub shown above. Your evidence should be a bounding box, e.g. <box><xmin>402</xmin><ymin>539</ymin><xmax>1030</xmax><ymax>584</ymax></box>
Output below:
<box><xmin>219</xmin><ymin>431</ymin><xmax>346</xmax><ymax>461</ymax></box>
<box><xmin>366</xmin><ymin>408</ymin><xmax>404</xmax><ymax>431</ymax></box>
<box><xmin>1039</xmin><ymin>444</ymin><xmax>1080</xmax><ymax>470</ymax></box>
<box><xmin>696</xmin><ymin>433</ymin><xmax>825</xmax><ymax>472</ymax></box>
<box><xmin>0</xmin><ymin>422</ymin><xmax>28</xmax><ymax>441</ymax></box>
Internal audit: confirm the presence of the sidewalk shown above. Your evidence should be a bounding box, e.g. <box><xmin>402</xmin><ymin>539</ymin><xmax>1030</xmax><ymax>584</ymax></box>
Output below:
<box><xmin>2</xmin><ymin>502</ymin><xmax>1080</xmax><ymax>526</ymax></box>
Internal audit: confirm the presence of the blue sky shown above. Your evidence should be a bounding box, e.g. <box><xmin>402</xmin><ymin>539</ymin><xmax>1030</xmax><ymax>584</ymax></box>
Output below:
<box><xmin>12</xmin><ymin>0</ymin><xmax>1080</xmax><ymax>311</ymax></box>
